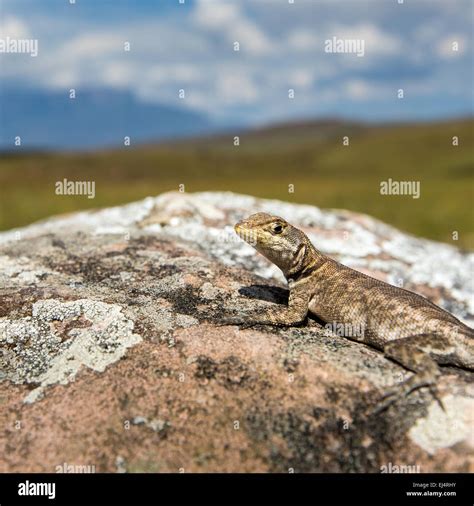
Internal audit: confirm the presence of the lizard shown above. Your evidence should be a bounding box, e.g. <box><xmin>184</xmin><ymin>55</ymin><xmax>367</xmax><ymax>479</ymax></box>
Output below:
<box><xmin>223</xmin><ymin>212</ymin><xmax>474</xmax><ymax>411</ymax></box>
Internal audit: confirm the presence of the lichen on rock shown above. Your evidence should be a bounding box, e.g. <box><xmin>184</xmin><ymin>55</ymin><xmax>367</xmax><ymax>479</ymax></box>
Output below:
<box><xmin>1</xmin><ymin>298</ymin><xmax>142</xmax><ymax>403</ymax></box>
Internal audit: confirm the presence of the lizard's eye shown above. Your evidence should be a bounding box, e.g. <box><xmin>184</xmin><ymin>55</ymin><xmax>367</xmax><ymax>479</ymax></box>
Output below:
<box><xmin>272</xmin><ymin>224</ymin><xmax>283</xmax><ymax>234</ymax></box>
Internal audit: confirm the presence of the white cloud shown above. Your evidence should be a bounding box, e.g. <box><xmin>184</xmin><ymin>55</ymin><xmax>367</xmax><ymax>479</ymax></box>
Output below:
<box><xmin>58</xmin><ymin>33</ymin><xmax>125</xmax><ymax>59</ymax></box>
<box><xmin>0</xmin><ymin>15</ymin><xmax>30</xmax><ymax>39</ymax></box>
<box><xmin>102</xmin><ymin>62</ymin><xmax>135</xmax><ymax>88</ymax></box>
<box><xmin>437</xmin><ymin>35</ymin><xmax>466</xmax><ymax>59</ymax></box>
<box><xmin>1</xmin><ymin>0</ymin><xmax>471</xmax><ymax>124</ymax></box>
<box><xmin>344</xmin><ymin>79</ymin><xmax>373</xmax><ymax>100</ymax></box>
<box><xmin>46</xmin><ymin>67</ymin><xmax>79</xmax><ymax>88</ymax></box>
<box><xmin>148</xmin><ymin>64</ymin><xmax>202</xmax><ymax>84</ymax></box>
<box><xmin>194</xmin><ymin>1</ymin><xmax>241</xmax><ymax>29</ymax></box>
<box><xmin>287</xmin><ymin>30</ymin><xmax>319</xmax><ymax>51</ymax></box>
<box><xmin>329</xmin><ymin>24</ymin><xmax>402</xmax><ymax>56</ymax></box>
<box><xmin>216</xmin><ymin>72</ymin><xmax>259</xmax><ymax>104</ymax></box>
<box><xmin>289</xmin><ymin>69</ymin><xmax>314</xmax><ymax>88</ymax></box>
<box><xmin>193</xmin><ymin>0</ymin><xmax>273</xmax><ymax>55</ymax></box>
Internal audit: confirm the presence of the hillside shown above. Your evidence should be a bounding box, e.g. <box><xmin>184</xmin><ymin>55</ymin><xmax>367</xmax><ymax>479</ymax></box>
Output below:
<box><xmin>0</xmin><ymin>117</ymin><xmax>472</xmax><ymax>248</ymax></box>
<box><xmin>0</xmin><ymin>87</ymin><xmax>214</xmax><ymax>150</ymax></box>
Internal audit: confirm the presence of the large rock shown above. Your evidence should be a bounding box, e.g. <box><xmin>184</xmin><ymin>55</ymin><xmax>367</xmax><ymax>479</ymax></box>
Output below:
<box><xmin>0</xmin><ymin>192</ymin><xmax>472</xmax><ymax>472</ymax></box>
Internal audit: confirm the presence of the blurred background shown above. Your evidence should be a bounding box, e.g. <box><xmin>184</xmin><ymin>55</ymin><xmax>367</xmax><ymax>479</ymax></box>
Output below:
<box><xmin>0</xmin><ymin>0</ymin><xmax>473</xmax><ymax>248</ymax></box>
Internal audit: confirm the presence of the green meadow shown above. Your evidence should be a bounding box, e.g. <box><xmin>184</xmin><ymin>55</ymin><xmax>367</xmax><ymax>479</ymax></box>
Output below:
<box><xmin>0</xmin><ymin>118</ymin><xmax>473</xmax><ymax>249</ymax></box>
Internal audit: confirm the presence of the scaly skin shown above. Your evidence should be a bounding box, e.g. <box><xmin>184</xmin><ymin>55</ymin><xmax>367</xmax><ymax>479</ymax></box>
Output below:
<box><xmin>228</xmin><ymin>212</ymin><xmax>474</xmax><ymax>410</ymax></box>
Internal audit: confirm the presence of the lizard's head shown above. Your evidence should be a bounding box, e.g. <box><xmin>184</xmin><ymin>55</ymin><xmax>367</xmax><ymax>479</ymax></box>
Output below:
<box><xmin>234</xmin><ymin>212</ymin><xmax>310</xmax><ymax>276</ymax></box>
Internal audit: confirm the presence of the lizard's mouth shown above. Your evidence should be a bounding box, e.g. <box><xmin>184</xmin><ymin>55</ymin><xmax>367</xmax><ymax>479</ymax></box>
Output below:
<box><xmin>234</xmin><ymin>221</ymin><xmax>246</xmax><ymax>236</ymax></box>
<box><xmin>234</xmin><ymin>223</ymin><xmax>257</xmax><ymax>247</ymax></box>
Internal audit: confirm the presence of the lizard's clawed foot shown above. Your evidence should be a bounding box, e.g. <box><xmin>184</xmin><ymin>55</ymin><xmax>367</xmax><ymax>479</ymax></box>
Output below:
<box><xmin>428</xmin><ymin>385</ymin><xmax>446</xmax><ymax>412</ymax></box>
<box><xmin>372</xmin><ymin>376</ymin><xmax>445</xmax><ymax>415</ymax></box>
<box><xmin>372</xmin><ymin>388</ymin><xmax>403</xmax><ymax>414</ymax></box>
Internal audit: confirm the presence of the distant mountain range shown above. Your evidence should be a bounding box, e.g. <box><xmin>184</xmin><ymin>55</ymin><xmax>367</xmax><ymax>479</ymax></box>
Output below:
<box><xmin>0</xmin><ymin>87</ymin><xmax>217</xmax><ymax>150</ymax></box>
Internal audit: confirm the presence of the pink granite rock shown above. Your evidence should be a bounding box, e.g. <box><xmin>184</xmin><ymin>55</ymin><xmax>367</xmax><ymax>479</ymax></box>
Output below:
<box><xmin>0</xmin><ymin>192</ymin><xmax>472</xmax><ymax>472</ymax></box>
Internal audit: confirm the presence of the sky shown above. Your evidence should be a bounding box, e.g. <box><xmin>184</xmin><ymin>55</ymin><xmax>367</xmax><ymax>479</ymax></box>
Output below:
<box><xmin>0</xmin><ymin>0</ymin><xmax>473</xmax><ymax>126</ymax></box>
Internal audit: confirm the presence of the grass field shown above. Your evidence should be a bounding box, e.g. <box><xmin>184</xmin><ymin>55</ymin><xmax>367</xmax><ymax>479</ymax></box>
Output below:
<box><xmin>0</xmin><ymin>118</ymin><xmax>473</xmax><ymax>249</ymax></box>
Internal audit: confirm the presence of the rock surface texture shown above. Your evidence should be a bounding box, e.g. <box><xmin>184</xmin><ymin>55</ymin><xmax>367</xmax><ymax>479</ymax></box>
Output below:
<box><xmin>0</xmin><ymin>192</ymin><xmax>473</xmax><ymax>473</ymax></box>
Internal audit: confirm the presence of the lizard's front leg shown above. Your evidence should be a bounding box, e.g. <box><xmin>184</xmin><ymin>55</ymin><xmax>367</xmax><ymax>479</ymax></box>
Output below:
<box><xmin>221</xmin><ymin>284</ymin><xmax>310</xmax><ymax>327</ymax></box>
<box><xmin>374</xmin><ymin>334</ymin><xmax>443</xmax><ymax>413</ymax></box>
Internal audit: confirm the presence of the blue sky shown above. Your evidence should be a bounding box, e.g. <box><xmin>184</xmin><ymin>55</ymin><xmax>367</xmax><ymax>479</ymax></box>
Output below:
<box><xmin>1</xmin><ymin>0</ymin><xmax>473</xmax><ymax>126</ymax></box>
